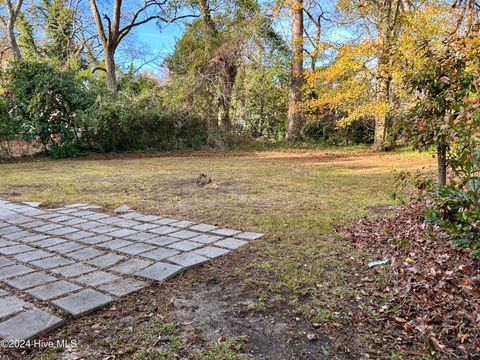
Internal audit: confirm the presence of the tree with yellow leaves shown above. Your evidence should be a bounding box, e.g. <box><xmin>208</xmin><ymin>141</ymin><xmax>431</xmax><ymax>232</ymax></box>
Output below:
<box><xmin>305</xmin><ymin>0</ymin><xmax>414</xmax><ymax>149</ymax></box>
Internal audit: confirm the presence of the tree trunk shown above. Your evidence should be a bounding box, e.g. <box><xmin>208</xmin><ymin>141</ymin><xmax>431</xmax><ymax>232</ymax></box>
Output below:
<box><xmin>217</xmin><ymin>100</ymin><xmax>230</xmax><ymax>130</ymax></box>
<box><xmin>373</xmin><ymin>77</ymin><xmax>390</xmax><ymax>150</ymax></box>
<box><xmin>7</xmin><ymin>17</ymin><xmax>21</xmax><ymax>61</ymax></box>
<box><xmin>105</xmin><ymin>47</ymin><xmax>117</xmax><ymax>94</ymax></box>
<box><xmin>217</xmin><ymin>65</ymin><xmax>236</xmax><ymax>130</ymax></box>
<box><xmin>437</xmin><ymin>143</ymin><xmax>447</xmax><ymax>186</ymax></box>
<box><xmin>286</xmin><ymin>0</ymin><xmax>304</xmax><ymax>142</ymax></box>
<box><xmin>373</xmin><ymin>114</ymin><xmax>387</xmax><ymax>150</ymax></box>
<box><xmin>198</xmin><ymin>0</ymin><xmax>217</xmax><ymax>34</ymax></box>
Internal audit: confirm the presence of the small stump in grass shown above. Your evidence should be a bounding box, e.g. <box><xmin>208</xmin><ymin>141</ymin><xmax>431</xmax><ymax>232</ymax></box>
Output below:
<box><xmin>196</xmin><ymin>173</ymin><xmax>212</xmax><ymax>187</ymax></box>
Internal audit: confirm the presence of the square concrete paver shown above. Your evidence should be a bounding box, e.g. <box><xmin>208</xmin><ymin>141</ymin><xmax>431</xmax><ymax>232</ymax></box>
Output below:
<box><xmin>114</xmin><ymin>219</ymin><xmax>141</xmax><ymax>228</ymax></box>
<box><xmin>108</xmin><ymin>229</ymin><xmax>137</xmax><ymax>238</ymax></box>
<box><xmin>62</xmin><ymin>218</ymin><xmax>88</xmax><ymax>226</ymax></box>
<box><xmin>211</xmin><ymin>228</ymin><xmax>241</xmax><ymax>237</ymax></box>
<box><xmin>74</xmin><ymin>271</ymin><xmax>119</xmax><ymax>287</ymax></box>
<box><xmin>170</xmin><ymin>220</ymin><xmax>195</xmax><ymax>228</ymax></box>
<box><xmin>111</xmin><ymin>258</ymin><xmax>153</xmax><ymax>275</ymax></box>
<box><xmin>116</xmin><ymin>243</ymin><xmax>156</xmax><ymax>255</ymax></box>
<box><xmin>47</xmin><ymin>227</ymin><xmax>78</xmax><ymax>236</ymax></box>
<box><xmin>0</xmin><ymin>257</ymin><xmax>14</xmax><ymax>268</ymax></box>
<box><xmin>26</xmin><ymin>280</ymin><xmax>81</xmax><ymax>301</ymax></box>
<box><xmin>52</xmin><ymin>263</ymin><xmax>95</xmax><ymax>278</ymax></box>
<box><xmin>168</xmin><ymin>240</ymin><xmax>202</xmax><ymax>251</ymax></box>
<box><xmin>76</xmin><ymin>221</ymin><xmax>103</xmax><ymax>230</ymax></box>
<box><xmin>0</xmin><ymin>295</ymin><xmax>31</xmax><ymax>318</ymax></box>
<box><xmin>31</xmin><ymin>256</ymin><xmax>73</xmax><ymax>269</ymax></box>
<box><xmin>0</xmin><ymin>226</ymin><xmax>22</xmax><ymax>235</ymax></box>
<box><xmin>0</xmin><ymin>308</ymin><xmax>64</xmax><ymax>341</ymax></box>
<box><xmin>170</xmin><ymin>230</ymin><xmax>201</xmax><ymax>239</ymax></box>
<box><xmin>35</xmin><ymin>224</ymin><xmax>62</xmax><ymax>233</ymax></box>
<box><xmin>3</xmin><ymin>230</ymin><xmax>34</xmax><ymax>241</ymax></box>
<box><xmin>0</xmin><ymin>264</ymin><xmax>34</xmax><ymax>280</ymax></box>
<box><xmin>35</xmin><ymin>237</ymin><xmax>67</xmax><ymax>248</ymax></box>
<box><xmin>16</xmin><ymin>234</ymin><xmax>49</xmax><ymax>243</ymax></box>
<box><xmin>126</xmin><ymin>232</ymin><xmax>156</xmax><ymax>242</ymax></box>
<box><xmin>99</xmin><ymin>239</ymin><xmax>133</xmax><ymax>250</ymax></box>
<box><xmin>193</xmin><ymin>246</ymin><xmax>230</xmax><ymax>259</ymax></box>
<box><xmin>87</xmin><ymin>253</ymin><xmax>126</xmax><ymax>268</ymax></box>
<box><xmin>48</xmin><ymin>241</ymin><xmax>85</xmax><ymax>254</ymax></box>
<box><xmin>0</xmin><ymin>244</ymin><xmax>34</xmax><ymax>255</ymax></box>
<box><xmin>135</xmin><ymin>262</ymin><xmax>184</xmax><ymax>281</ymax></box>
<box><xmin>0</xmin><ymin>240</ymin><xmax>16</xmax><ymax>248</ymax></box>
<box><xmin>6</xmin><ymin>272</ymin><xmax>57</xmax><ymax>290</ymax></box>
<box><xmin>132</xmin><ymin>223</ymin><xmax>158</xmax><ymax>231</ymax></box>
<box><xmin>235</xmin><ymin>232</ymin><xmax>264</xmax><ymax>240</ymax></box>
<box><xmin>190</xmin><ymin>234</ymin><xmax>223</xmax><ymax>244</ymax></box>
<box><xmin>91</xmin><ymin>225</ymin><xmax>118</xmax><ymax>234</ymax></box>
<box><xmin>98</xmin><ymin>278</ymin><xmax>147</xmax><ymax>297</ymax></box>
<box><xmin>22</xmin><ymin>220</ymin><xmax>48</xmax><ymax>229</ymax></box>
<box><xmin>135</xmin><ymin>215</ymin><xmax>161</xmax><ymax>222</ymax></box>
<box><xmin>167</xmin><ymin>252</ymin><xmax>209</xmax><ymax>268</ymax></box>
<box><xmin>15</xmin><ymin>249</ymin><xmax>54</xmax><ymax>262</ymax></box>
<box><xmin>52</xmin><ymin>289</ymin><xmax>112</xmax><ymax>317</ymax></box>
<box><xmin>214</xmin><ymin>238</ymin><xmax>248</xmax><ymax>249</ymax></box>
<box><xmin>149</xmin><ymin>226</ymin><xmax>176</xmax><ymax>235</ymax></box>
<box><xmin>80</xmin><ymin>235</ymin><xmax>112</xmax><ymax>245</ymax></box>
<box><xmin>143</xmin><ymin>236</ymin><xmax>178</xmax><ymax>247</ymax></box>
<box><xmin>190</xmin><ymin>223</ymin><xmax>218</xmax><ymax>232</ymax></box>
<box><xmin>141</xmin><ymin>247</ymin><xmax>179</xmax><ymax>261</ymax></box>
<box><xmin>68</xmin><ymin>247</ymin><xmax>104</xmax><ymax>261</ymax></box>
<box><xmin>153</xmin><ymin>218</ymin><xmax>177</xmax><ymax>225</ymax></box>
<box><xmin>64</xmin><ymin>231</ymin><xmax>95</xmax><ymax>241</ymax></box>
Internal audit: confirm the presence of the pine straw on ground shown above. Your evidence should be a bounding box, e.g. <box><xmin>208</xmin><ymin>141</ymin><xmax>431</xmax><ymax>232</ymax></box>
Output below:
<box><xmin>339</xmin><ymin>203</ymin><xmax>480</xmax><ymax>359</ymax></box>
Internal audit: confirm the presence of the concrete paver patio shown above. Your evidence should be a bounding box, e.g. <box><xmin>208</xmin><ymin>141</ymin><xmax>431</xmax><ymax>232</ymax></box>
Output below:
<box><xmin>0</xmin><ymin>200</ymin><xmax>264</xmax><ymax>341</ymax></box>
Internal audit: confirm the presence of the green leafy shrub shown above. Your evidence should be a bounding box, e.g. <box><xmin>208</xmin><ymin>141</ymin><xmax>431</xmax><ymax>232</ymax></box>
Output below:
<box><xmin>3</xmin><ymin>61</ymin><xmax>89</xmax><ymax>153</ymax></box>
<box><xmin>425</xmin><ymin>174</ymin><xmax>480</xmax><ymax>254</ymax></box>
<box><xmin>81</xmin><ymin>89</ymin><xmax>210</xmax><ymax>153</ymax></box>
<box><xmin>423</xmin><ymin>91</ymin><xmax>480</xmax><ymax>255</ymax></box>
<box><xmin>303</xmin><ymin>111</ymin><xmax>374</xmax><ymax>145</ymax></box>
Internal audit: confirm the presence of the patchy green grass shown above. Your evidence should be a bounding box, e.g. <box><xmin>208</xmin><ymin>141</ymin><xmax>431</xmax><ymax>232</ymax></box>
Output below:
<box><xmin>0</xmin><ymin>148</ymin><xmax>435</xmax><ymax>358</ymax></box>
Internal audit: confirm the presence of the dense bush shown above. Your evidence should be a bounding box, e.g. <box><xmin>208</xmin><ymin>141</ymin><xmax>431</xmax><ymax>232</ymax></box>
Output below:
<box><xmin>0</xmin><ymin>61</ymin><xmax>218</xmax><ymax>157</ymax></box>
<box><xmin>231</xmin><ymin>64</ymin><xmax>289</xmax><ymax>140</ymax></box>
<box><xmin>425</xmin><ymin>175</ymin><xmax>480</xmax><ymax>255</ymax></box>
<box><xmin>3</xmin><ymin>61</ymin><xmax>89</xmax><ymax>150</ymax></box>
<box><xmin>423</xmin><ymin>98</ymin><xmax>480</xmax><ymax>255</ymax></box>
<box><xmin>302</xmin><ymin>111</ymin><xmax>374</xmax><ymax>145</ymax></box>
<box><xmin>82</xmin><ymin>91</ymin><xmax>211</xmax><ymax>153</ymax></box>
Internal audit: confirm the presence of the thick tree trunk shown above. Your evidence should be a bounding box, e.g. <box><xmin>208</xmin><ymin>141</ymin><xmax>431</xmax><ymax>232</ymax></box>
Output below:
<box><xmin>105</xmin><ymin>48</ymin><xmax>117</xmax><ymax>94</ymax></box>
<box><xmin>217</xmin><ymin>65</ymin><xmax>236</xmax><ymax>130</ymax></box>
<box><xmin>286</xmin><ymin>0</ymin><xmax>304</xmax><ymax>142</ymax></box>
<box><xmin>373</xmin><ymin>77</ymin><xmax>390</xmax><ymax>150</ymax></box>
<box><xmin>437</xmin><ymin>143</ymin><xmax>447</xmax><ymax>186</ymax></box>
<box><xmin>373</xmin><ymin>114</ymin><xmax>387</xmax><ymax>150</ymax></box>
<box><xmin>217</xmin><ymin>101</ymin><xmax>230</xmax><ymax>130</ymax></box>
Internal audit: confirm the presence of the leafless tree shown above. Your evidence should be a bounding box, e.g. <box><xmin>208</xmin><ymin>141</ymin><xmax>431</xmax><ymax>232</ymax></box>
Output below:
<box><xmin>0</xmin><ymin>0</ymin><xmax>24</xmax><ymax>61</ymax></box>
<box><xmin>88</xmin><ymin>0</ymin><xmax>195</xmax><ymax>94</ymax></box>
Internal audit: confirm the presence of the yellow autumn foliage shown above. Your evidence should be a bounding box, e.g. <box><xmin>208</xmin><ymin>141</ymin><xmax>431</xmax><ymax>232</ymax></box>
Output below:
<box><xmin>305</xmin><ymin>0</ymin><xmax>472</xmax><ymax>129</ymax></box>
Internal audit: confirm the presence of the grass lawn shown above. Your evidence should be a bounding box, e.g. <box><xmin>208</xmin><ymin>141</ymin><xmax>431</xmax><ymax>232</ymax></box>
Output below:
<box><xmin>0</xmin><ymin>147</ymin><xmax>436</xmax><ymax>359</ymax></box>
